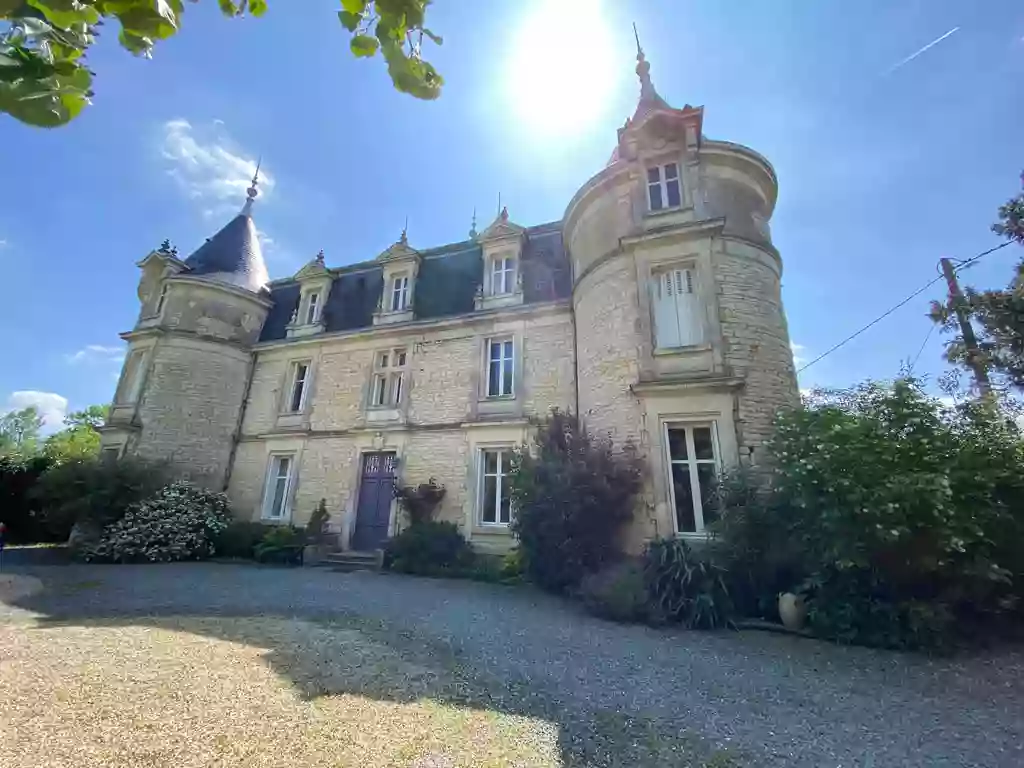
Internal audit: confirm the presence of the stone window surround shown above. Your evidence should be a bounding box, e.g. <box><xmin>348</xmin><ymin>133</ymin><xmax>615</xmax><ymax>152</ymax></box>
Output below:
<box><xmin>278</xmin><ymin>358</ymin><xmax>314</xmax><ymax>423</ymax></box>
<box><xmin>302</xmin><ymin>289</ymin><xmax>322</xmax><ymax>325</ymax></box>
<box><xmin>463</xmin><ymin>422</ymin><xmax>528</xmax><ymax>542</ymax></box>
<box><xmin>260</xmin><ymin>450</ymin><xmax>299</xmax><ymax>523</ymax></box>
<box><xmin>647</xmin><ymin>161</ymin><xmax>682</xmax><ymax>212</ymax></box>
<box><xmin>663</xmin><ymin>419</ymin><xmax>721</xmax><ymax>536</ymax></box>
<box><xmin>476</xmin><ymin>445</ymin><xmax>513</xmax><ymax>527</ymax></box>
<box><xmin>374</xmin><ymin>257</ymin><xmax>419</xmax><ymax>326</ymax></box>
<box><xmin>114</xmin><ymin>343</ymin><xmax>155</xmax><ymax>406</ymax></box>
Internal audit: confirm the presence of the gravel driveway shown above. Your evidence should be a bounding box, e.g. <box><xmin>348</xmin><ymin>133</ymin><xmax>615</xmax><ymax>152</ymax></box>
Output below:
<box><xmin>2</xmin><ymin>562</ymin><xmax>1021</xmax><ymax>767</ymax></box>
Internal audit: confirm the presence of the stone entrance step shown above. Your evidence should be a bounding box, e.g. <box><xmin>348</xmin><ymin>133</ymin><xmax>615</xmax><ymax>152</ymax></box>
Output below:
<box><xmin>322</xmin><ymin>550</ymin><xmax>382</xmax><ymax>573</ymax></box>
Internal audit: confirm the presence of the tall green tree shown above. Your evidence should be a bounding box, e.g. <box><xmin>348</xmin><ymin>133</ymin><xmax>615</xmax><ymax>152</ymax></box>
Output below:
<box><xmin>932</xmin><ymin>174</ymin><xmax>1024</xmax><ymax>392</ymax></box>
<box><xmin>43</xmin><ymin>404</ymin><xmax>108</xmax><ymax>462</ymax></box>
<box><xmin>1</xmin><ymin>0</ymin><xmax>442</xmax><ymax>128</ymax></box>
<box><xmin>0</xmin><ymin>406</ymin><xmax>44</xmax><ymax>455</ymax></box>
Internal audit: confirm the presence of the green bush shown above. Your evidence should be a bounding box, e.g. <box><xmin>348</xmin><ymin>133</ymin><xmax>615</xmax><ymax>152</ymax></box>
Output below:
<box><xmin>305</xmin><ymin>498</ymin><xmax>332</xmax><ymax>546</ymax></box>
<box><xmin>0</xmin><ymin>454</ymin><xmax>56</xmax><ymax>544</ymax></box>
<box><xmin>33</xmin><ymin>456</ymin><xmax>168</xmax><ymax>544</ymax></box>
<box><xmin>579</xmin><ymin>560</ymin><xmax>650</xmax><ymax>623</ymax></box>
<box><xmin>644</xmin><ymin>538</ymin><xmax>734</xmax><ymax>630</ymax></box>
<box><xmin>383</xmin><ymin>521</ymin><xmax>474</xmax><ymax>576</ymax></box>
<box><xmin>393</xmin><ymin>478</ymin><xmax>446</xmax><ymax>528</ymax></box>
<box><xmin>499</xmin><ymin>547</ymin><xmax>526</xmax><ymax>582</ymax></box>
<box><xmin>714</xmin><ymin>378</ymin><xmax>1024</xmax><ymax>649</ymax></box>
<box><xmin>214</xmin><ymin>521</ymin><xmax>273</xmax><ymax>559</ymax></box>
<box><xmin>80</xmin><ymin>481</ymin><xmax>233</xmax><ymax>563</ymax></box>
<box><xmin>254</xmin><ymin>525</ymin><xmax>306</xmax><ymax>563</ymax></box>
<box><xmin>509</xmin><ymin>410</ymin><xmax>644</xmax><ymax>593</ymax></box>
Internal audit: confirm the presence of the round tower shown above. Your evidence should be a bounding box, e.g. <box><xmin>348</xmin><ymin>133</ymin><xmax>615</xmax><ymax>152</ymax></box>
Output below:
<box><xmin>564</xmin><ymin>41</ymin><xmax>798</xmax><ymax>548</ymax></box>
<box><xmin>100</xmin><ymin>171</ymin><xmax>272</xmax><ymax>489</ymax></box>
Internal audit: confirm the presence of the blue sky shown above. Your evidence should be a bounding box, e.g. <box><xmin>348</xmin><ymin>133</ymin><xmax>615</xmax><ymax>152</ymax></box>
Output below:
<box><xmin>1</xmin><ymin>0</ymin><xmax>1022</xmax><ymax>430</ymax></box>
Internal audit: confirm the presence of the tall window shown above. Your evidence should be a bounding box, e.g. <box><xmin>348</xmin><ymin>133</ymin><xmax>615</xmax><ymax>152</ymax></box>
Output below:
<box><xmin>304</xmin><ymin>291</ymin><xmax>321</xmax><ymax>325</ymax></box>
<box><xmin>666</xmin><ymin>424</ymin><xmax>718</xmax><ymax>534</ymax></box>
<box><xmin>651</xmin><ymin>266</ymin><xmax>704</xmax><ymax>349</ymax></box>
<box><xmin>287</xmin><ymin>361</ymin><xmax>311</xmax><ymax>413</ymax></box>
<box><xmin>262</xmin><ymin>454</ymin><xmax>294</xmax><ymax>520</ymax></box>
<box><xmin>120</xmin><ymin>350</ymin><xmax>147</xmax><ymax>403</ymax></box>
<box><xmin>491</xmin><ymin>255</ymin><xmax>516</xmax><ymax>295</ymax></box>
<box><xmin>155</xmin><ymin>283</ymin><xmax>169</xmax><ymax>315</ymax></box>
<box><xmin>486</xmin><ymin>338</ymin><xmax>514</xmax><ymax>398</ymax></box>
<box><xmin>390</xmin><ymin>273</ymin><xmax>410</xmax><ymax>312</ymax></box>
<box><xmin>479</xmin><ymin>448</ymin><xmax>512</xmax><ymax>525</ymax></box>
<box><xmin>371</xmin><ymin>348</ymin><xmax>407</xmax><ymax>408</ymax></box>
<box><xmin>647</xmin><ymin>162</ymin><xmax>681</xmax><ymax>211</ymax></box>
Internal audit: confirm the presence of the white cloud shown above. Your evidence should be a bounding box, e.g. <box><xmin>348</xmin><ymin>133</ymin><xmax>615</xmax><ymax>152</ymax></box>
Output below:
<box><xmin>0</xmin><ymin>238</ymin><xmax>8</xmax><ymax>249</ymax></box>
<box><xmin>161</xmin><ymin>118</ymin><xmax>275</xmax><ymax>218</ymax></box>
<box><xmin>791</xmin><ymin>342</ymin><xmax>807</xmax><ymax>368</ymax></box>
<box><xmin>4</xmin><ymin>391</ymin><xmax>69</xmax><ymax>433</ymax></box>
<box><xmin>66</xmin><ymin>344</ymin><xmax>126</xmax><ymax>366</ymax></box>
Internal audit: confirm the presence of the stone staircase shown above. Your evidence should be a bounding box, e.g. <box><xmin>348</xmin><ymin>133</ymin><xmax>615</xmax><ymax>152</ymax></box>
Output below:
<box><xmin>321</xmin><ymin>550</ymin><xmax>382</xmax><ymax>573</ymax></box>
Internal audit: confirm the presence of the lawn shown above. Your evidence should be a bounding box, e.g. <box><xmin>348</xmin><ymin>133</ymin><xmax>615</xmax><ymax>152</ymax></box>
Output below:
<box><xmin>0</xmin><ymin>607</ymin><xmax>738</xmax><ymax>768</ymax></box>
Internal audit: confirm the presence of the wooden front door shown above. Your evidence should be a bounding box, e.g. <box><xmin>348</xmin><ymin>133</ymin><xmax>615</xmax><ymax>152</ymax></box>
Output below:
<box><xmin>352</xmin><ymin>452</ymin><xmax>396</xmax><ymax>551</ymax></box>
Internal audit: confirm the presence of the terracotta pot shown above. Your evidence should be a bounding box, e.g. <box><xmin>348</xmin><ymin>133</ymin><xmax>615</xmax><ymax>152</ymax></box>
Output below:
<box><xmin>778</xmin><ymin>592</ymin><xmax>807</xmax><ymax>631</ymax></box>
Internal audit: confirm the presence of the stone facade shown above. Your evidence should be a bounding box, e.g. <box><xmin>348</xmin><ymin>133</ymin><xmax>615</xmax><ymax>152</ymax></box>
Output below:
<box><xmin>101</xmin><ymin>50</ymin><xmax>799</xmax><ymax>555</ymax></box>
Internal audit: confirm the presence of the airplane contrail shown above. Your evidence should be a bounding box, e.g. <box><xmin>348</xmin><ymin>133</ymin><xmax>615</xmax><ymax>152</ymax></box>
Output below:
<box><xmin>886</xmin><ymin>26</ymin><xmax>960</xmax><ymax>74</ymax></box>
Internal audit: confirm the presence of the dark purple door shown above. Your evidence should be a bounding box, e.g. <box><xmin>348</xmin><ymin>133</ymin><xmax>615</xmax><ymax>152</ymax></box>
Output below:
<box><xmin>352</xmin><ymin>452</ymin><xmax>396</xmax><ymax>551</ymax></box>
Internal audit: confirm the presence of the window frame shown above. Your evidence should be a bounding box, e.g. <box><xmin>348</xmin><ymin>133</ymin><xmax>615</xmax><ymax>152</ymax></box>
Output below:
<box><xmin>261</xmin><ymin>453</ymin><xmax>296</xmax><ymax>522</ymax></box>
<box><xmin>647</xmin><ymin>162</ymin><xmax>682</xmax><ymax>212</ymax></box>
<box><xmin>303</xmin><ymin>291</ymin><xmax>321</xmax><ymax>325</ymax></box>
<box><xmin>478</xmin><ymin>447</ymin><xmax>513</xmax><ymax>526</ymax></box>
<box><xmin>369</xmin><ymin>348</ymin><xmax>408</xmax><ymax>409</ymax></box>
<box><xmin>119</xmin><ymin>349</ymin><xmax>148</xmax><ymax>404</ymax></box>
<box><xmin>485</xmin><ymin>336</ymin><xmax>515</xmax><ymax>398</ymax></box>
<box><xmin>285</xmin><ymin>360</ymin><xmax>312</xmax><ymax>414</ymax></box>
<box><xmin>664</xmin><ymin>421</ymin><xmax>721</xmax><ymax>536</ymax></box>
<box><xmin>389</xmin><ymin>272</ymin><xmax>410</xmax><ymax>312</ymax></box>
<box><xmin>154</xmin><ymin>283</ymin><xmax>169</xmax><ymax>316</ymax></box>
<box><xmin>490</xmin><ymin>254</ymin><xmax>516</xmax><ymax>296</ymax></box>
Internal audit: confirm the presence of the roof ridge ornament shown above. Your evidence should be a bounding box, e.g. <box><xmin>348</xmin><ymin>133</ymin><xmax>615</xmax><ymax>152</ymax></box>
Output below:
<box><xmin>241</xmin><ymin>157</ymin><xmax>261</xmax><ymax>216</ymax></box>
<box><xmin>631</xmin><ymin>23</ymin><xmax>668</xmax><ymax>118</ymax></box>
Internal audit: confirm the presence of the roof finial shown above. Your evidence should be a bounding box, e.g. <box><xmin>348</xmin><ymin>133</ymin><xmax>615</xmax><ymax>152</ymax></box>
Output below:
<box><xmin>242</xmin><ymin>156</ymin><xmax>261</xmax><ymax>216</ymax></box>
<box><xmin>500</xmin><ymin>206</ymin><xmax>509</xmax><ymax>222</ymax></box>
<box><xmin>630</xmin><ymin>24</ymin><xmax>668</xmax><ymax>117</ymax></box>
<box><xmin>400</xmin><ymin>216</ymin><xmax>408</xmax><ymax>245</ymax></box>
<box><xmin>470</xmin><ymin>208</ymin><xmax>478</xmax><ymax>239</ymax></box>
<box><xmin>633</xmin><ymin>22</ymin><xmax>643</xmax><ymax>59</ymax></box>
<box><xmin>497</xmin><ymin>191</ymin><xmax>502</xmax><ymax>218</ymax></box>
<box><xmin>315</xmin><ymin>249</ymin><xmax>324</xmax><ymax>264</ymax></box>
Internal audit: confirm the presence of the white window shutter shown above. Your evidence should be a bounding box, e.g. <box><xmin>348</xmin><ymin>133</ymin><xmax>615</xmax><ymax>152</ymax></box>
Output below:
<box><xmin>652</xmin><ymin>276</ymin><xmax>681</xmax><ymax>348</ymax></box>
<box><xmin>672</xmin><ymin>268</ymin><xmax>705</xmax><ymax>346</ymax></box>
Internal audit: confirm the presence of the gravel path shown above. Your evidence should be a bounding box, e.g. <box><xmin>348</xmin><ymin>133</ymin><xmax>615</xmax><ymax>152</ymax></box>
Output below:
<box><xmin>2</xmin><ymin>562</ymin><xmax>1022</xmax><ymax>767</ymax></box>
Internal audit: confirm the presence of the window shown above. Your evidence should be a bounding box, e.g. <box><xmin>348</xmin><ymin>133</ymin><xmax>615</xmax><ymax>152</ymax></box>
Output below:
<box><xmin>651</xmin><ymin>266</ymin><xmax>705</xmax><ymax>348</ymax></box>
<box><xmin>304</xmin><ymin>291</ymin><xmax>321</xmax><ymax>325</ymax></box>
<box><xmin>647</xmin><ymin>162</ymin><xmax>682</xmax><ymax>211</ymax></box>
<box><xmin>155</xmin><ymin>283</ymin><xmax>169</xmax><ymax>315</ymax></box>
<box><xmin>262</xmin><ymin>454</ymin><xmax>295</xmax><ymax>520</ymax></box>
<box><xmin>491</xmin><ymin>255</ymin><xmax>516</xmax><ymax>295</ymax></box>
<box><xmin>666</xmin><ymin>424</ymin><xmax>718</xmax><ymax>534</ymax></box>
<box><xmin>286</xmin><ymin>361</ymin><xmax>311</xmax><ymax>413</ymax></box>
<box><xmin>102</xmin><ymin>446</ymin><xmax>122</xmax><ymax>462</ymax></box>
<box><xmin>120</xmin><ymin>350</ymin><xmax>147</xmax><ymax>403</ymax></box>
<box><xmin>486</xmin><ymin>338</ymin><xmax>514</xmax><ymax>398</ymax></box>
<box><xmin>479</xmin><ymin>448</ymin><xmax>512</xmax><ymax>525</ymax></box>
<box><xmin>390</xmin><ymin>273</ymin><xmax>410</xmax><ymax>312</ymax></box>
<box><xmin>371</xmin><ymin>348</ymin><xmax>407</xmax><ymax>408</ymax></box>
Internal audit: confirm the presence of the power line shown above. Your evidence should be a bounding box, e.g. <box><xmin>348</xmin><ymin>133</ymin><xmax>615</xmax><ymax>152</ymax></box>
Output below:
<box><xmin>797</xmin><ymin>241</ymin><xmax>1013</xmax><ymax>374</ymax></box>
<box><xmin>908</xmin><ymin>322</ymin><xmax>935</xmax><ymax>373</ymax></box>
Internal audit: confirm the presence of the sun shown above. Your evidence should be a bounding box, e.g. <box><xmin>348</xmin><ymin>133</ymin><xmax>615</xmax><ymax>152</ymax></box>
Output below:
<box><xmin>505</xmin><ymin>0</ymin><xmax>621</xmax><ymax>137</ymax></box>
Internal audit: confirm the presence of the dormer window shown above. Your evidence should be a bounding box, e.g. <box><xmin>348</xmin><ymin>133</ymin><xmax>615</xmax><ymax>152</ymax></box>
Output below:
<box><xmin>390</xmin><ymin>272</ymin><xmax>410</xmax><ymax>312</ymax></box>
<box><xmin>490</xmin><ymin>256</ymin><xmax>516</xmax><ymax>296</ymax></box>
<box><xmin>303</xmin><ymin>291</ymin><xmax>321</xmax><ymax>325</ymax></box>
<box><xmin>154</xmin><ymin>283</ymin><xmax>169</xmax><ymax>315</ymax></box>
<box><xmin>647</xmin><ymin>162</ymin><xmax>681</xmax><ymax>211</ymax></box>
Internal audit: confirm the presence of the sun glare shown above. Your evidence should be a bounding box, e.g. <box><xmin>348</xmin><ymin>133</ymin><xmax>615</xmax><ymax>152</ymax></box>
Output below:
<box><xmin>505</xmin><ymin>0</ymin><xmax>621</xmax><ymax>137</ymax></box>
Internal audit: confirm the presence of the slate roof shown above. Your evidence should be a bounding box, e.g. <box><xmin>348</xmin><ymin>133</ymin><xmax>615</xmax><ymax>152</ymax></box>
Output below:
<box><xmin>259</xmin><ymin>221</ymin><xmax>570</xmax><ymax>343</ymax></box>
<box><xmin>182</xmin><ymin>213</ymin><xmax>270</xmax><ymax>293</ymax></box>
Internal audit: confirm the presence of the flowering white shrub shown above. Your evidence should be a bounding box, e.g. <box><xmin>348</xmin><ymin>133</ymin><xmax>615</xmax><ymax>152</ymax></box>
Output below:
<box><xmin>81</xmin><ymin>481</ymin><xmax>233</xmax><ymax>563</ymax></box>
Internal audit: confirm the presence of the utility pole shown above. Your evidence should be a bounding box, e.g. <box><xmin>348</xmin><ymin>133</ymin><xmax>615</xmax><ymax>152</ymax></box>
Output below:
<box><xmin>939</xmin><ymin>257</ymin><xmax>992</xmax><ymax>398</ymax></box>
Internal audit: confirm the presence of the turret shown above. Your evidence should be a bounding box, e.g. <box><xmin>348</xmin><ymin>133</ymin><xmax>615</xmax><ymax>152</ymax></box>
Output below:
<box><xmin>565</xmin><ymin>33</ymin><xmax>798</xmax><ymax>548</ymax></box>
<box><xmin>100</xmin><ymin>167</ymin><xmax>273</xmax><ymax>488</ymax></box>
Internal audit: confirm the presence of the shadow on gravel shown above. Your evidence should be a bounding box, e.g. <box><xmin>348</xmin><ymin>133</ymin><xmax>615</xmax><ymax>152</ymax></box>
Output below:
<box><xmin>5</xmin><ymin>569</ymin><xmax>744</xmax><ymax>768</ymax></box>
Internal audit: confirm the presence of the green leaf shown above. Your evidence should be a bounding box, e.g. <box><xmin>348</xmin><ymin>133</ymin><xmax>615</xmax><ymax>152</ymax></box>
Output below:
<box><xmin>349</xmin><ymin>33</ymin><xmax>378</xmax><ymax>58</ymax></box>
<box><xmin>341</xmin><ymin>0</ymin><xmax>368</xmax><ymax>13</ymax></box>
<box><xmin>421</xmin><ymin>27</ymin><xmax>443</xmax><ymax>45</ymax></box>
<box><xmin>337</xmin><ymin>9</ymin><xmax>359</xmax><ymax>31</ymax></box>
<box><xmin>248</xmin><ymin>0</ymin><xmax>268</xmax><ymax>17</ymax></box>
<box><xmin>218</xmin><ymin>0</ymin><xmax>239</xmax><ymax>16</ymax></box>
